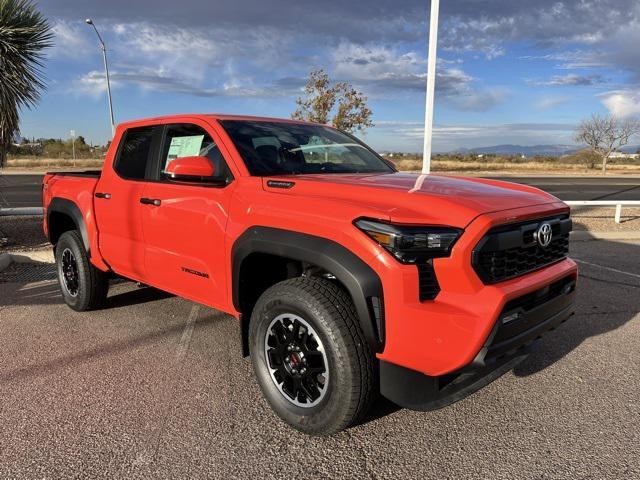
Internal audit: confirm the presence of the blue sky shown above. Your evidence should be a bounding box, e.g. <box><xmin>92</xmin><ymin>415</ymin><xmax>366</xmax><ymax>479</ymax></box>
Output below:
<box><xmin>19</xmin><ymin>0</ymin><xmax>640</xmax><ymax>152</ymax></box>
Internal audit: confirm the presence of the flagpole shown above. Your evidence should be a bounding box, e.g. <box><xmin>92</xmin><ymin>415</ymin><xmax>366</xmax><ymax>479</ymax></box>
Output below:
<box><xmin>422</xmin><ymin>0</ymin><xmax>439</xmax><ymax>174</ymax></box>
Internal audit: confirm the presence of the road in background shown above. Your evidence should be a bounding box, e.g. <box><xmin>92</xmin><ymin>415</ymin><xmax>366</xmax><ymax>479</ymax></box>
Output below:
<box><xmin>0</xmin><ymin>238</ymin><xmax>638</xmax><ymax>478</ymax></box>
<box><xmin>0</xmin><ymin>174</ymin><xmax>43</xmax><ymax>208</ymax></box>
<box><xmin>0</xmin><ymin>173</ymin><xmax>639</xmax><ymax>208</ymax></box>
<box><xmin>484</xmin><ymin>176</ymin><xmax>640</xmax><ymax>201</ymax></box>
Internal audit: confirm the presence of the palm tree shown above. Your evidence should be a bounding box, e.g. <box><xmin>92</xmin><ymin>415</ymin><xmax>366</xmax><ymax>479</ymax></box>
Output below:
<box><xmin>0</xmin><ymin>0</ymin><xmax>52</xmax><ymax>168</ymax></box>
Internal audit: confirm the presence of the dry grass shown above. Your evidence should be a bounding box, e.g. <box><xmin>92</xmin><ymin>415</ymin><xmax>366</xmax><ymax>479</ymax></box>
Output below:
<box><xmin>571</xmin><ymin>207</ymin><xmax>640</xmax><ymax>232</ymax></box>
<box><xmin>4</xmin><ymin>157</ymin><xmax>640</xmax><ymax>176</ymax></box>
<box><xmin>394</xmin><ymin>158</ymin><xmax>640</xmax><ymax>175</ymax></box>
<box><xmin>5</xmin><ymin>158</ymin><xmax>104</xmax><ymax>170</ymax></box>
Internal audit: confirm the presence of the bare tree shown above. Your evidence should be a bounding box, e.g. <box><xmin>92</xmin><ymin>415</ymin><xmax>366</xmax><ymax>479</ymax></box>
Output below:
<box><xmin>292</xmin><ymin>69</ymin><xmax>373</xmax><ymax>134</ymax></box>
<box><xmin>575</xmin><ymin>114</ymin><xmax>640</xmax><ymax>174</ymax></box>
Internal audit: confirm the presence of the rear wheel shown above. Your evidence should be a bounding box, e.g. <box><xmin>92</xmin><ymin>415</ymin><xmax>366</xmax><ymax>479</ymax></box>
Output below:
<box><xmin>55</xmin><ymin>230</ymin><xmax>108</xmax><ymax>311</ymax></box>
<box><xmin>249</xmin><ymin>277</ymin><xmax>375</xmax><ymax>435</ymax></box>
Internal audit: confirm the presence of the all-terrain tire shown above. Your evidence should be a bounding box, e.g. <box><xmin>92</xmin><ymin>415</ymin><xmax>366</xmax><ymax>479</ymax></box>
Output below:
<box><xmin>55</xmin><ymin>230</ymin><xmax>109</xmax><ymax>311</ymax></box>
<box><xmin>249</xmin><ymin>277</ymin><xmax>375</xmax><ymax>435</ymax></box>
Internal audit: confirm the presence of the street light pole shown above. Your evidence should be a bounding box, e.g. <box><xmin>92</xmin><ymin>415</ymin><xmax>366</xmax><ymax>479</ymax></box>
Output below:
<box><xmin>86</xmin><ymin>19</ymin><xmax>115</xmax><ymax>137</ymax></box>
<box><xmin>422</xmin><ymin>0</ymin><xmax>440</xmax><ymax>175</ymax></box>
<box><xmin>70</xmin><ymin>129</ymin><xmax>76</xmax><ymax>166</ymax></box>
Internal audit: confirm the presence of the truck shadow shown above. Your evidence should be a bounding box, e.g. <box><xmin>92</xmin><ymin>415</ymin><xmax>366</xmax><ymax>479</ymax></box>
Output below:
<box><xmin>104</xmin><ymin>283</ymin><xmax>174</xmax><ymax>308</ymax></box>
<box><xmin>0</xmin><ymin>275</ymin><xmax>171</xmax><ymax>308</ymax></box>
<box><xmin>513</xmin><ymin>234</ymin><xmax>640</xmax><ymax>377</ymax></box>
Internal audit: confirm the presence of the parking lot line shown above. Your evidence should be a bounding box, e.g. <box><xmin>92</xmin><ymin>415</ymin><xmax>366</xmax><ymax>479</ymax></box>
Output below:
<box><xmin>574</xmin><ymin>258</ymin><xmax>640</xmax><ymax>279</ymax></box>
<box><xmin>176</xmin><ymin>305</ymin><xmax>200</xmax><ymax>360</ymax></box>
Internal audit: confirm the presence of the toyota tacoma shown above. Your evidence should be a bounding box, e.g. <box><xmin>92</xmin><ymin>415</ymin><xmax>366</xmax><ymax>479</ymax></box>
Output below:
<box><xmin>42</xmin><ymin>114</ymin><xmax>577</xmax><ymax>435</ymax></box>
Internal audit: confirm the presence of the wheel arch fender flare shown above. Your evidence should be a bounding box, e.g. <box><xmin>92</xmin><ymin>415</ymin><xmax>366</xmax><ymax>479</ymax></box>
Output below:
<box><xmin>231</xmin><ymin>226</ymin><xmax>385</xmax><ymax>352</ymax></box>
<box><xmin>46</xmin><ymin>197</ymin><xmax>90</xmax><ymax>255</ymax></box>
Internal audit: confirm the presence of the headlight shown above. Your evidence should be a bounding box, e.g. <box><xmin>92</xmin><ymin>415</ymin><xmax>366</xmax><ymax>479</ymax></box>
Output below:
<box><xmin>355</xmin><ymin>218</ymin><xmax>462</xmax><ymax>264</ymax></box>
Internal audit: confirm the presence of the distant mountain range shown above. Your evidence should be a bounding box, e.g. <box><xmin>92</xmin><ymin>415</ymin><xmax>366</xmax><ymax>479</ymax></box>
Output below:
<box><xmin>450</xmin><ymin>144</ymin><xmax>640</xmax><ymax>157</ymax></box>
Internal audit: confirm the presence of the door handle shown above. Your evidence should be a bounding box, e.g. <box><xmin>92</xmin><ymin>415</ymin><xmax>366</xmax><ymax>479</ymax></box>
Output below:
<box><xmin>140</xmin><ymin>197</ymin><xmax>161</xmax><ymax>206</ymax></box>
<box><xmin>95</xmin><ymin>192</ymin><xmax>111</xmax><ymax>199</ymax></box>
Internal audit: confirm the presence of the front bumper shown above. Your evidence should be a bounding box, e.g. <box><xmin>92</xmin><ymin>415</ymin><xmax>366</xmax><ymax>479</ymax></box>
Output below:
<box><xmin>380</xmin><ymin>275</ymin><xmax>576</xmax><ymax>411</ymax></box>
<box><xmin>374</xmin><ymin>202</ymin><xmax>578</xmax><ymax>377</ymax></box>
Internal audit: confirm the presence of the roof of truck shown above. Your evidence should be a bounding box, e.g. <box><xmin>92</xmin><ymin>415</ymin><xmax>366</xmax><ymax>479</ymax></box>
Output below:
<box><xmin>117</xmin><ymin>113</ymin><xmax>321</xmax><ymax>129</ymax></box>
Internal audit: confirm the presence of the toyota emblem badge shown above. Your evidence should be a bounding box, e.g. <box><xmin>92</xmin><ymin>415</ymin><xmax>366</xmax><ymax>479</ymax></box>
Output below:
<box><xmin>535</xmin><ymin>223</ymin><xmax>553</xmax><ymax>248</ymax></box>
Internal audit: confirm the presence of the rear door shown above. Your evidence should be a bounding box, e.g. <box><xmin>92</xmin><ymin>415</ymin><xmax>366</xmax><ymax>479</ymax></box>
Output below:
<box><xmin>94</xmin><ymin>125</ymin><xmax>160</xmax><ymax>281</ymax></box>
<box><xmin>140</xmin><ymin>121</ymin><xmax>235</xmax><ymax>308</ymax></box>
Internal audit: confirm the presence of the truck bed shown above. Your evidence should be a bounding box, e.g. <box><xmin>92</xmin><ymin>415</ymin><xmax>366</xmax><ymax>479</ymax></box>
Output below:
<box><xmin>45</xmin><ymin>170</ymin><xmax>102</xmax><ymax>178</ymax></box>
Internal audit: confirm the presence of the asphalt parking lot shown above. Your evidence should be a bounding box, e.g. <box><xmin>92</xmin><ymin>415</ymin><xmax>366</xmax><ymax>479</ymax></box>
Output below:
<box><xmin>1</xmin><ymin>237</ymin><xmax>639</xmax><ymax>479</ymax></box>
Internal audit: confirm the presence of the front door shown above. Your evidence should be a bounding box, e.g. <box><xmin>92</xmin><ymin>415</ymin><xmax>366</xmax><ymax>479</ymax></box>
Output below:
<box><xmin>140</xmin><ymin>122</ymin><xmax>235</xmax><ymax>308</ymax></box>
<box><xmin>94</xmin><ymin>125</ymin><xmax>159</xmax><ymax>282</ymax></box>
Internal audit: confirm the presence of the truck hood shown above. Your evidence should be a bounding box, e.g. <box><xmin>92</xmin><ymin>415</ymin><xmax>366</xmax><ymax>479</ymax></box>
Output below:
<box><xmin>262</xmin><ymin>173</ymin><xmax>562</xmax><ymax>227</ymax></box>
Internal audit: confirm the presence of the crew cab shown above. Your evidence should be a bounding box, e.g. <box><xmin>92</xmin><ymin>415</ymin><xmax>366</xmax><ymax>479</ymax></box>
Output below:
<box><xmin>42</xmin><ymin>114</ymin><xmax>577</xmax><ymax>435</ymax></box>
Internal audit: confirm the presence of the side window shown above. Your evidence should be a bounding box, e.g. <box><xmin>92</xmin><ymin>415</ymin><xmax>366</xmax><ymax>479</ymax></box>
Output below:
<box><xmin>160</xmin><ymin>124</ymin><xmax>232</xmax><ymax>183</ymax></box>
<box><xmin>114</xmin><ymin>126</ymin><xmax>155</xmax><ymax>180</ymax></box>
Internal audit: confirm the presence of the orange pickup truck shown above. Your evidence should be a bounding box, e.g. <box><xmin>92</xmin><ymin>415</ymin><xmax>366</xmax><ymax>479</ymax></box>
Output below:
<box><xmin>43</xmin><ymin>114</ymin><xmax>577</xmax><ymax>435</ymax></box>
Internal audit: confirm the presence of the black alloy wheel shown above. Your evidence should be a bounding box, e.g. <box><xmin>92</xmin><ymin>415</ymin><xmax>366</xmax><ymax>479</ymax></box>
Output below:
<box><xmin>60</xmin><ymin>248</ymin><xmax>80</xmax><ymax>297</ymax></box>
<box><xmin>264</xmin><ymin>313</ymin><xmax>329</xmax><ymax>408</ymax></box>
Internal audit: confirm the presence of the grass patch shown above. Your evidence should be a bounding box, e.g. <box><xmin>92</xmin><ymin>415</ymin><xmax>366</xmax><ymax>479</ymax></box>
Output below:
<box><xmin>391</xmin><ymin>153</ymin><xmax>640</xmax><ymax>175</ymax></box>
<box><xmin>4</xmin><ymin>154</ymin><xmax>640</xmax><ymax>175</ymax></box>
<box><xmin>5</xmin><ymin>158</ymin><xmax>104</xmax><ymax>170</ymax></box>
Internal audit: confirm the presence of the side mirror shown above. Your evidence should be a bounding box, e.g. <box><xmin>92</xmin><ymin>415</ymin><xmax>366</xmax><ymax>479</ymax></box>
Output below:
<box><xmin>165</xmin><ymin>155</ymin><xmax>215</xmax><ymax>179</ymax></box>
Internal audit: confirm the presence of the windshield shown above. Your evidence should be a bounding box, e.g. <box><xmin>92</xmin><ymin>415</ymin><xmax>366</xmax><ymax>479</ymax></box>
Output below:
<box><xmin>220</xmin><ymin>120</ymin><xmax>394</xmax><ymax>176</ymax></box>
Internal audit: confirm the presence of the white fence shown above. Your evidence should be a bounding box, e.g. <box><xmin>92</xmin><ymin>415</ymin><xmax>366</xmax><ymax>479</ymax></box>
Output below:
<box><xmin>565</xmin><ymin>201</ymin><xmax>640</xmax><ymax>223</ymax></box>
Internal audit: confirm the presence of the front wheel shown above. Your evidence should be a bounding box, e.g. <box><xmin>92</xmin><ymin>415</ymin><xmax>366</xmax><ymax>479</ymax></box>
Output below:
<box><xmin>55</xmin><ymin>230</ymin><xmax>109</xmax><ymax>311</ymax></box>
<box><xmin>249</xmin><ymin>277</ymin><xmax>375</xmax><ymax>435</ymax></box>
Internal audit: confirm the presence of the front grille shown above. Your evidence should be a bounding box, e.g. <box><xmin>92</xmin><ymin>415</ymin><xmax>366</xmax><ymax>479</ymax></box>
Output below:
<box><xmin>473</xmin><ymin>215</ymin><xmax>571</xmax><ymax>284</ymax></box>
<box><xmin>417</xmin><ymin>261</ymin><xmax>440</xmax><ymax>301</ymax></box>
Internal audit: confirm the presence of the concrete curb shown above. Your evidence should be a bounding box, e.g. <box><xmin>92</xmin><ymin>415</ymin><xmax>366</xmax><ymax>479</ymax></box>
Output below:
<box><xmin>0</xmin><ymin>207</ymin><xmax>44</xmax><ymax>216</ymax></box>
<box><xmin>0</xmin><ymin>249</ymin><xmax>54</xmax><ymax>272</ymax></box>
<box><xmin>571</xmin><ymin>231</ymin><xmax>640</xmax><ymax>241</ymax></box>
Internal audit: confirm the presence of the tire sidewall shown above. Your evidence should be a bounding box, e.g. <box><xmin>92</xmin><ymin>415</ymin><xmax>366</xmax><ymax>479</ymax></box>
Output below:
<box><xmin>250</xmin><ymin>285</ymin><xmax>359</xmax><ymax>434</ymax></box>
<box><xmin>55</xmin><ymin>231</ymin><xmax>92</xmax><ymax>311</ymax></box>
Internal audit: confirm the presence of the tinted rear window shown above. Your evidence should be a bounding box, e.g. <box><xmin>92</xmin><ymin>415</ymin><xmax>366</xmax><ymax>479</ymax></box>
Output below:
<box><xmin>115</xmin><ymin>126</ymin><xmax>155</xmax><ymax>180</ymax></box>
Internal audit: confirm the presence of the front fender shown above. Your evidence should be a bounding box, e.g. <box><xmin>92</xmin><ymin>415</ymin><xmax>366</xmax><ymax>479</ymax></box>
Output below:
<box><xmin>232</xmin><ymin>226</ymin><xmax>385</xmax><ymax>352</ymax></box>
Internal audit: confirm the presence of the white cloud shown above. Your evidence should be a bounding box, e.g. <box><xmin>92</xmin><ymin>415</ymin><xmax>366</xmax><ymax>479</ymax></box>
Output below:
<box><xmin>332</xmin><ymin>43</ymin><xmax>423</xmax><ymax>82</ymax></box>
<box><xmin>330</xmin><ymin>42</ymin><xmax>505</xmax><ymax>111</ymax></box>
<box><xmin>49</xmin><ymin>20</ymin><xmax>93</xmax><ymax>59</ymax></box>
<box><xmin>71</xmin><ymin>21</ymin><xmax>298</xmax><ymax>99</ymax></box>
<box><xmin>600</xmin><ymin>90</ymin><xmax>640</xmax><ymax>118</ymax></box>
<box><xmin>440</xmin><ymin>16</ymin><xmax>511</xmax><ymax>59</ymax></box>
<box><xmin>528</xmin><ymin>74</ymin><xmax>604</xmax><ymax>87</ymax></box>
<box><xmin>331</xmin><ymin>43</ymin><xmax>475</xmax><ymax>93</ymax></box>
<box><xmin>535</xmin><ymin>96</ymin><xmax>570</xmax><ymax>110</ymax></box>
<box><xmin>74</xmin><ymin>67</ymin><xmax>297</xmax><ymax>99</ymax></box>
<box><xmin>451</xmin><ymin>88</ymin><xmax>510</xmax><ymax>112</ymax></box>
<box><xmin>109</xmin><ymin>23</ymin><xmax>225</xmax><ymax>82</ymax></box>
<box><xmin>519</xmin><ymin>51</ymin><xmax>607</xmax><ymax>70</ymax></box>
<box><xmin>74</xmin><ymin>70</ymin><xmax>117</xmax><ymax>97</ymax></box>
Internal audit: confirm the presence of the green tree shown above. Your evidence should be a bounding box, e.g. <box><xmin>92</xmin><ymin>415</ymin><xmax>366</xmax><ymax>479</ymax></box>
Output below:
<box><xmin>292</xmin><ymin>69</ymin><xmax>373</xmax><ymax>134</ymax></box>
<box><xmin>0</xmin><ymin>0</ymin><xmax>52</xmax><ymax>168</ymax></box>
